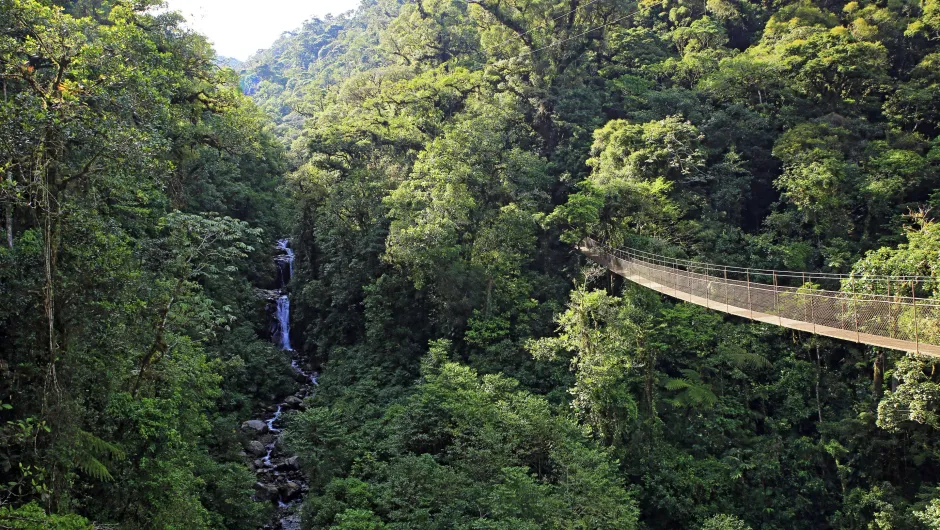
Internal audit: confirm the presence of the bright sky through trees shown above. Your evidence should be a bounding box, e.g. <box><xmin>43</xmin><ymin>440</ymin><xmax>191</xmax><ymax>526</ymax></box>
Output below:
<box><xmin>163</xmin><ymin>0</ymin><xmax>361</xmax><ymax>59</ymax></box>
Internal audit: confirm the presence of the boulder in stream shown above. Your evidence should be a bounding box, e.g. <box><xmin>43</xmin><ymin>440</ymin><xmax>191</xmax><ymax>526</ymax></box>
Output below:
<box><xmin>254</xmin><ymin>482</ymin><xmax>279</xmax><ymax>502</ymax></box>
<box><xmin>247</xmin><ymin>440</ymin><xmax>267</xmax><ymax>456</ymax></box>
<box><xmin>283</xmin><ymin>395</ymin><xmax>303</xmax><ymax>408</ymax></box>
<box><xmin>276</xmin><ymin>456</ymin><xmax>300</xmax><ymax>471</ymax></box>
<box><xmin>241</xmin><ymin>419</ymin><xmax>268</xmax><ymax>434</ymax></box>
<box><xmin>279</xmin><ymin>481</ymin><xmax>302</xmax><ymax>501</ymax></box>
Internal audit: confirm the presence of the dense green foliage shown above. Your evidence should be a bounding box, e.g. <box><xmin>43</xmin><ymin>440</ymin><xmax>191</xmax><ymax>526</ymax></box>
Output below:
<box><xmin>244</xmin><ymin>0</ymin><xmax>940</xmax><ymax>528</ymax></box>
<box><xmin>0</xmin><ymin>0</ymin><xmax>294</xmax><ymax>527</ymax></box>
<box><xmin>7</xmin><ymin>0</ymin><xmax>940</xmax><ymax>527</ymax></box>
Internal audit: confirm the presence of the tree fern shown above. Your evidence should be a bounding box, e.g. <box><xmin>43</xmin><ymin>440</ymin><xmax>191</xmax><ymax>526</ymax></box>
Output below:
<box><xmin>664</xmin><ymin>369</ymin><xmax>718</xmax><ymax>408</ymax></box>
<box><xmin>73</xmin><ymin>431</ymin><xmax>125</xmax><ymax>482</ymax></box>
<box><xmin>726</xmin><ymin>351</ymin><xmax>772</xmax><ymax>370</ymax></box>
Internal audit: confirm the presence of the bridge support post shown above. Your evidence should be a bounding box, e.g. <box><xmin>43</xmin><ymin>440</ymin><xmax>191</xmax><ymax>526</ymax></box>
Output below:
<box><xmin>724</xmin><ymin>266</ymin><xmax>729</xmax><ymax>309</ymax></box>
<box><xmin>747</xmin><ymin>269</ymin><xmax>753</xmax><ymax>319</ymax></box>
<box><xmin>841</xmin><ymin>292</ymin><xmax>847</xmax><ymax>331</ymax></box>
<box><xmin>674</xmin><ymin>258</ymin><xmax>680</xmax><ymax>299</ymax></box>
<box><xmin>807</xmin><ymin>273</ymin><xmax>816</xmax><ymax>335</ymax></box>
<box><xmin>811</xmin><ymin>291</ymin><xmax>816</xmax><ymax>335</ymax></box>
<box><xmin>705</xmin><ymin>264</ymin><xmax>709</xmax><ymax>309</ymax></box>
<box><xmin>853</xmin><ymin>276</ymin><xmax>860</xmax><ymax>343</ymax></box>
<box><xmin>773</xmin><ymin>271</ymin><xmax>781</xmax><ymax>325</ymax></box>
<box><xmin>889</xmin><ymin>281</ymin><xmax>896</xmax><ymax>339</ymax></box>
<box><xmin>802</xmin><ymin>272</ymin><xmax>808</xmax><ymax>322</ymax></box>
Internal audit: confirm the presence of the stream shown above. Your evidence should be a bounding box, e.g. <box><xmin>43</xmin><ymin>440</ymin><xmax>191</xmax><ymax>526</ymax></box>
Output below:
<box><xmin>242</xmin><ymin>238</ymin><xmax>316</xmax><ymax>530</ymax></box>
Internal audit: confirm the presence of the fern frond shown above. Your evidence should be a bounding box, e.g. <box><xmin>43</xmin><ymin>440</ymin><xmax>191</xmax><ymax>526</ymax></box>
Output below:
<box><xmin>688</xmin><ymin>385</ymin><xmax>718</xmax><ymax>407</ymax></box>
<box><xmin>728</xmin><ymin>352</ymin><xmax>772</xmax><ymax>370</ymax></box>
<box><xmin>74</xmin><ymin>454</ymin><xmax>114</xmax><ymax>481</ymax></box>
<box><xmin>665</xmin><ymin>378</ymin><xmax>692</xmax><ymax>391</ymax></box>
<box><xmin>78</xmin><ymin>430</ymin><xmax>125</xmax><ymax>461</ymax></box>
<box><xmin>72</xmin><ymin>430</ymin><xmax>125</xmax><ymax>482</ymax></box>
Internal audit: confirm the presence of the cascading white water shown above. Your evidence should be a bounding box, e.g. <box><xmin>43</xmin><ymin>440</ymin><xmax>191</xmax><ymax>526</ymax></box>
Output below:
<box><xmin>276</xmin><ymin>295</ymin><xmax>292</xmax><ymax>351</ymax></box>
<box><xmin>274</xmin><ymin>239</ymin><xmax>294</xmax><ymax>351</ymax></box>
<box><xmin>266</xmin><ymin>405</ymin><xmax>283</xmax><ymax>433</ymax></box>
<box><xmin>277</xmin><ymin>238</ymin><xmax>294</xmax><ymax>280</ymax></box>
<box><xmin>291</xmin><ymin>359</ymin><xmax>318</xmax><ymax>386</ymax></box>
<box><xmin>250</xmin><ymin>238</ymin><xmax>316</xmax><ymax>525</ymax></box>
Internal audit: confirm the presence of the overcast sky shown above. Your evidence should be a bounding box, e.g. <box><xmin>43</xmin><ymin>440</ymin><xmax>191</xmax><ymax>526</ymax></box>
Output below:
<box><xmin>163</xmin><ymin>0</ymin><xmax>361</xmax><ymax>60</ymax></box>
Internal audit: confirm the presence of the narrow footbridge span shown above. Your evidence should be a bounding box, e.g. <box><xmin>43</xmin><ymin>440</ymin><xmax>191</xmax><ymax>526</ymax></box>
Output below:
<box><xmin>579</xmin><ymin>238</ymin><xmax>940</xmax><ymax>356</ymax></box>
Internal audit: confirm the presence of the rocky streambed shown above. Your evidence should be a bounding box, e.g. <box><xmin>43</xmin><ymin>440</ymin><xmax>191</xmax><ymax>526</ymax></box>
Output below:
<box><xmin>241</xmin><ymin>362</ymin><xmax>317</xmax><ymax>529</ymax></box>
<box><xmin>241</xmin><ymin>239</ymin><xmax>315</xmax><ymax>530</ymax></box>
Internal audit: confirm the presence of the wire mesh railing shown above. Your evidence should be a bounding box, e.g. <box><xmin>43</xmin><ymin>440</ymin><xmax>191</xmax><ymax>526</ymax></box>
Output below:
<box><xmin>579</xmin><ymin>238</ymin><xmax>940</xmax><ymax>356</ymax></box>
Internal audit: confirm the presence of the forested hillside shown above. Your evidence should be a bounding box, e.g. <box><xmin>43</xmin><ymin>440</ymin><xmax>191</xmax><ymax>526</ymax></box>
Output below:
<box><xmin>4</xmin><ymin>0</ymin><xmax>940</xmax><ymax>528</ymax></box>
<box><xmin>245</xmin><ymin>0</ymin><xmax>940</xmax><ymax>528</ymax></box>
<box><xmin>0</xmin><ymin>1</ymin><xmax>295</xmax><ymax>527</ymax></box>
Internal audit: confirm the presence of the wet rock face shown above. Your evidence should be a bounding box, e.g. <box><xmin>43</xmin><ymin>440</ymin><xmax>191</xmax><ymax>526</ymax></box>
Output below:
<box><xmin>255</xmin><ymin>288</ymin><xmax>282</xmax><ymax>301</ymax></box>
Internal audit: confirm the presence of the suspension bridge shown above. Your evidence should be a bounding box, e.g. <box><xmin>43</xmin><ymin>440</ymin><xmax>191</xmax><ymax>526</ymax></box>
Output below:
<box><xmin>579</xmin><ymin>238</ymin><xmax>940</xmax><ymax>356</ymax></box>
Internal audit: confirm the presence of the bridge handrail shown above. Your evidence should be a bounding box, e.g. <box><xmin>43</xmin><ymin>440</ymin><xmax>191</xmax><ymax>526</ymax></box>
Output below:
<box><xmin>581</xmin><ymin>238</ymin><xmax>940</xmax><ymax>354</ymax></box>
<box><xmin>585</xmin><ymin>238</ymin><xmax>940</xmax><ymax>307</ymax></box>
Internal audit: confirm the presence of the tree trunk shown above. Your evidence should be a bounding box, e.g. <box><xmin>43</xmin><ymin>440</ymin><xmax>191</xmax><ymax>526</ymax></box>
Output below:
<box><xmin>873</xmin><ymin>350</ymin><xmax>885</xmax><ymax>401</ymax></box>
<box><xmin>815</xmin><ymin>345</ymin><xmax>824</xmax><ymax>424</ymax></box>
<box><xmin>5</xmin><ymin>172</ymin><xmax>12</xmax><ymax>248</ymax></box>
<box><xmin>485</xmin><ymin>277</ymin><xmax>493</xmax><ymax>317</ymax></box>
<box><xmin>3</xmin><ymin>80</ymin><xmax>9</xmax><ymax>249</ymax></box>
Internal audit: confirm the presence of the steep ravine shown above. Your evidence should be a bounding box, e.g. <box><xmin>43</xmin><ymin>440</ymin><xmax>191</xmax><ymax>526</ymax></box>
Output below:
<box><xmin>242</xmin><ymin>239</ymin><xmax>317</xmax><ymax>530</ymax></box>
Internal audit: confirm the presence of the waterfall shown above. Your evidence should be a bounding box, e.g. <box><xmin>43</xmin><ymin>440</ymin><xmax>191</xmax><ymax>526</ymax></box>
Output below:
<box><xmin>276</xmin><ymin>238</ymin><xmax>294</xmax><ymax>283</ymax></box>
<box><xmin>274</xmin><ymin>239</ymin><xmax>294</xmax><ymax>351</ymax></box>
<box><xmin>276</xmin><ymin>295</ymin><xmax>292</xmax><ymax>351</ymax></box>
<box><xmin>248</xmin><ymin>237</ymin><xmax>314</xmax><ymax>525</ymax></box>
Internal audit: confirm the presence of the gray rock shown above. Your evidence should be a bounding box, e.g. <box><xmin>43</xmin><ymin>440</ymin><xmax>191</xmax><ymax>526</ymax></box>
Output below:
<box><xmin>283</xmin><ymin>395</ymin><xmax>303</xmax><ymax>408</ymax></box>
<box><xmin>276</xmin><ymin>456</ymin><xmax>299</xmax><ymax>471</ymax></box>
<box><xmin>279</xmin><ymin>481</ymin><xmax>301</xmax><ymax>501</ymax></box>
<box><xmin>255</xmin><ymin>288</ymin><xmax>281</xmax><ymax>301</ymax></box>
<box><xmin>254</xmin><ymin>482</ymin><xmax>279</xmax><ymax>501</ymax></box>
<box><xmin>241</xmin><ymin>419</ymin><xmax>268</xmax><ymax>434</ymax></box>
<box><xmin>246</xmin><ymin>440</ymin><xmax>267</xmax><ymax>456</ymax></box>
